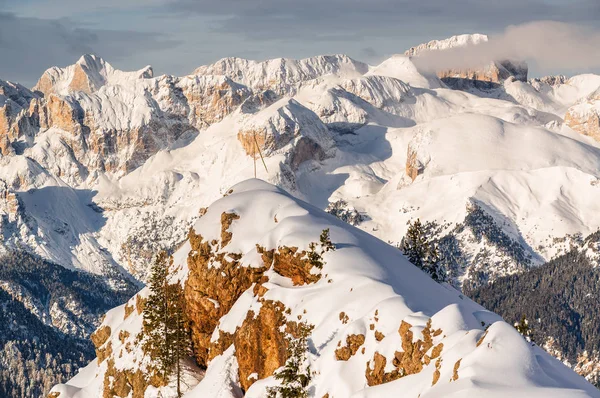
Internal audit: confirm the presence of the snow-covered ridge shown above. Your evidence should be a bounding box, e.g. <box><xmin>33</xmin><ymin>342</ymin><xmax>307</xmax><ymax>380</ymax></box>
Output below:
<box><xmin>50</xmin><ymin>179</ymin><xmax>600</xmax><ymax>398</ymax></box>
<box><xmin>405</xmin><ymin>33</ymin><xmax>528</xmax><ymax>83</ymax></box>
<box><xmin>404</xmin><ymin>33</ymin><xmax>489</xmax><ymax>57</ymax></box>
<box><xmin>193</xmin><ymin>54</ymin><xmax>369</xmax><ymax>94</ymax></box>
<box><xmin>34</xmin><ymin>54</ymin><xmax>153</xmax><ymax>96</ymax></box>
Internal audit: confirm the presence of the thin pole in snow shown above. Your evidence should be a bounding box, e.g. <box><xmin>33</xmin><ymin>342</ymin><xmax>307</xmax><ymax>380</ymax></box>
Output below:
<box><xmin>253</xmin><ymin>132</ymin><xmax>268</xmax><ymax>175</ymax></box>
<box><xmin>253</xmin><ymin>133</ymin><xmax>257</xmax><ymax>178</ymax></box>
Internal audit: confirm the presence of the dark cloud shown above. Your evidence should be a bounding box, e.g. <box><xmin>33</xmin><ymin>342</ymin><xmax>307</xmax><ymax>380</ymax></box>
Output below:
<box><xmin>168</xmin><ymin>0</ymin><xmax>600</xmax><ymax>41</ymax></box>
<box><xmin>0</xmin><ymin>12</ymin><xmax>178</xmax><ymax>87</ymax></box>
<box><xmin>361</xmin><ymin>47</ymin><xmax>378</xmax><ymax>58</ymax></box>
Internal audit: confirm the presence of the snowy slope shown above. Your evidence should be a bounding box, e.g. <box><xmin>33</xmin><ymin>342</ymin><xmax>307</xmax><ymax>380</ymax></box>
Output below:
<box><xmin>50</xmin><ymin>179</ymin><xmax>600</xmax><ymax>398</ymax></box>
<box><xmin>2</xmin><ymin>50</ymin><xmax>598</xmax><ymax>286</ymax></box>
<box><xmin>3</xmin><ymin>45</ymin><xmax>600</xmax><ymax>395</ymax></box>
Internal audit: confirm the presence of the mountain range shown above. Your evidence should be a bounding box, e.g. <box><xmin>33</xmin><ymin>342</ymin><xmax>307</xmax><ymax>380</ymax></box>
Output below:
<box><xmin>1</xmin><ymin>33</ymin><xmax>600</xmax><ymax>397</ymax></box>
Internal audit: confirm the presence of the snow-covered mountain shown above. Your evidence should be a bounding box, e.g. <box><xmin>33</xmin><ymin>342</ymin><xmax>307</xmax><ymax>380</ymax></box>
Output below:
<box><xmin>405</xmin><ymin>34</ymin><xmax>528</xmax><ymax>83</ymax></box>
<box><xmin>49</xmin><ymin>179</ymin><xmax>600</xmax><ymax>398</ymax></box>
<box><xmin>1</xmin><ymin>34</ymin><xmax>600</xmax><ymax>396</ymax></box>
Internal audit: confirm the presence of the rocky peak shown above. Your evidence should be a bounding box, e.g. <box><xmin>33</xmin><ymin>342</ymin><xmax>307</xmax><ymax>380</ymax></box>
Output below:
<box><xmin>405</xmin><ymin>34</ymin><xmax>528</xmax><ymax>84</ymax></box>
<box><xmin>0</xmin><ymin>80</ymin><xmax>40</xmax><ymax>155</ymax></box>
<box><xmin>405</xmin><ymin>33</ymin><xmax>489</xmax><ymax>57</ymax></box>
<box><xmin>237</xmin><ymin>98</ymin><xmax>335</xmax><ymax>170</ymax></box>
<box><xmin>34</xmin><ymin>54</ymin><xmax>153</xmax><ymax>96</ymax></box>
<box><xmin>530</xmin><ymin>75</ymin><xmax>569</xmax><ymax>88</ymax></box>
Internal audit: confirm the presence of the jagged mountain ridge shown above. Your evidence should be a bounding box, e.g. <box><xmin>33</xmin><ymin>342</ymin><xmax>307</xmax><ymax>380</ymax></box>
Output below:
<box><xmin>50</xmin><ymin>179</ymin><xmax>600</xmax><ymax>398</ymax></box>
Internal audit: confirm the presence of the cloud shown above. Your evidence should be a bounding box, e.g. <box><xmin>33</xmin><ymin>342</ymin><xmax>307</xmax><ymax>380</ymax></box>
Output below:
<box><xmin>361</xmin><ymin>47</ymin><xmax>378</xmax><ymax>58</ymax></box>
<box><xmin>167</xmin><ymin>0</ymin><xmax>600</xmax><ymax>41</ymax></box>
<box><xmin>0</xmin><ymin>12</ymin><xmax>178</xmax><ymax>87</ymax></box>
<box><xmin>412</xmin><ymin>21</ymin><xmax>600</xmax><ymax>75</ymax></box>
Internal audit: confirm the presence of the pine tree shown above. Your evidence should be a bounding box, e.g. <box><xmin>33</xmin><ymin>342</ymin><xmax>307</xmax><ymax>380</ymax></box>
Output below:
<box><xmin>425</xmin><ymin>243</ymin><xmax>446</xmax><ymax>283</ymax></box>
<box><xmin>515</xmin><ymin>315</ymin><xmax>534</xmax><ymax>343</ymax></box>
<box><xmin>319</xmin><ymin>229</ymin><xmax>335</xmax><ymax>253</ymax></box>
<box><xmin>267</xmin><ymin>323</ymin><xmax>313</xmax><ymax>398</ymax></box>
<box><xmin>167</xmin><ymin>283</ymin><xmax>191</xmax><ymax>398</ymax></box>
<box><xmin>307</xmin><ymin>229</ymin><xmax>336</xmax><ymax>270</ymax></box>
<box><xmin>400</xmin><ymin>219</ymin><xmax>446</xmax><ymax>282</ymax></box>
<box><xmin>143</xmin><ymin>251</ymin><xmax>192</xmax><ymax>391</ymax></box>
<box><xmin>143</xmin><ymin>251</ymin><xmax>172</xmax><ymax>376</ymax></box>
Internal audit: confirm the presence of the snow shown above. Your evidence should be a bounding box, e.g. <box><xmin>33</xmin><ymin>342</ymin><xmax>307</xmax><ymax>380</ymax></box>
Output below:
<box><xmin>0</xmin><ymin>48</ymin><xmax>599</xmax><ymax>293</ymax></box>
<box><xmin>51</xmin><ymin>179</ymin><xmax>600</xmax><ymax>397</ymax></box>
<box><xmin>367</xmin><ymin>55</ymin><xmax>443</xmax><ymax>89</ymax></box>
<box><xmin>193</xmin><ymin>54</ymin><xmax>368</xmax><ymax>94</ymax></box>
<box><xmin>35</xmin><ymin>54</ymin><xmax>153</xmax><ymax>96</ymax></box>
<box><xmin>4</xmin><ymin>48</ymin><xmax>600</xmax><ymax>397</ymax></box>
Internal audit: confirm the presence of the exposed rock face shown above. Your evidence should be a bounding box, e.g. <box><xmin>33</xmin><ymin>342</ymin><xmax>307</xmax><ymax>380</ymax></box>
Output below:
<box><xmin>529</xmin><ymin>75</ymin><xmax>568</xmax><ymax>88</ymax></box>
<box><xmin>237</xmin><ymin>99</ymin><xmax>335</xmax><ymax>170</ymax></box>
<box><xmin>33</xmin><ymin>54</ymin><xmax>153</xmax><ymax>97</ymax></box>
<box><xmin>258</xmin><ymin>245</ymin><xmax>322</xmax><ymax>285</ymax></box>
<box><xmin>565</xmin><ymin>88</ymin><xmax>600</xmax><ymax>142</ymax></box>
<box><xmin>335</xmin><ymin>334</ymin><xmax>366</xmax><ymax>361</ymax></box>
<box><xmin>102</xmin><ymin>358</ymin><xmax>165</xmax><ymax>398</ymax></box>
<box><xmin>439</xmin><ymin>61</ymin><xmax>528</xmax><ymax>84</ymax></box>
<box><xmin>406</xmin><ymin>146</ymin><xmax>424</xmax><ymax>181</ymax></box>
<box><xmin>231</xmin><ymin>300</ymin><xmax>291</xmax><ymax>392</ymax></box>
<box><xmin>3</xmin><ymin>56</ymin><xmax>261</xmax><ymax>182</ymax></box>
<box><xmin>0</xmin><ymin>180</ymin><xmax>20</xmax><ymax>222</ymax></box>
<box><xmin>184</xmin><ymin>223</ymin><xmax>268</xmax><ymax>367</ymax></box>
<box><xmin>0</xmin><ymin>80</ymin><xmax>39</xmax><ymax>155</ymax></box>
<box><xmin>184</xmin><ymin>211</ymin><xmax>326</xmax><ymax>389</ymax></box>
<box><xmin>366</xmin><ymin>320</ymin><xmax>443</xmax><ymax>386</ymax></box>
<box><xmin>405</xmin><ymin>34</ymin><xmax>528</xmax><ymax>84</ymax></box>
<box><xmin>174</xmin><ymin>75</ymin><xmax>252</xmax><ymax>128</ymax></box>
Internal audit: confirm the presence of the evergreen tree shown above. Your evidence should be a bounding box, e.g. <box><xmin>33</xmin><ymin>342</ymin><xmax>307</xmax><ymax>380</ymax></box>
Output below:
<box><xmin>307</xmin><ymin>229</ymin><xmax>336</xmax><ymax>270</ymax></box>
<box><xmin>267</xmin><ymin>323</ymin><xmax>313</xmax><ymax>398</ymax></box>
<box><xmin>401</xmin><ymin>219</ymin><xmax>429</xmax><ymax>269</ymax></box>
<box><xmin>143</xmin><ymin>251</ymin><xmax>191</xmax><ymax>388</ymax></box>
<box><xmin>515</xmin><ymin>315</ymin><xmax>534</xmax><ymax>343</ymax></box>
<box><xmin>143</xmin><ymin>252</ymin><xmax>172</xmax><ymax>375</ymax></box>
<box><xmin>400</xmin><ymin>219</ymin><xmax>446</xmax><ymax>282</ymax></box>
<box><xmin>167</xmin><ymin>283</ymin><xmax>191</xmax><ymax>398</ymax></box>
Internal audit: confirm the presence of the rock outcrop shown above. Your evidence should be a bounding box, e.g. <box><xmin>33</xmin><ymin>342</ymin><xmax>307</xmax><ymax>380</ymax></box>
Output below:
<box><xmin>237</xmin><ymin>99</ymin><xmax>335</xmax><ymax>170</ymax></box>
<box><xmin>565</xmin><ymin>88</ymin><xmax>600</xmax><ymax>142</ymax></box>
<box><xmin>405</xmin><ymin>34</ymin><xmax>528</xmax><ymax>84</ymax></box>
<box><xmin>0</xmin><ymin>80</ymin><xmax>39</xmax><ymax>155</ymax></box>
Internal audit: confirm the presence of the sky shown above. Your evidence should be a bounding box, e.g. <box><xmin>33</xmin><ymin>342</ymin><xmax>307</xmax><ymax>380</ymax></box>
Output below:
<box><xmin>1</xmin><ymin>0</ymin><xmax>600</xmax><ymax>87</ymax></box>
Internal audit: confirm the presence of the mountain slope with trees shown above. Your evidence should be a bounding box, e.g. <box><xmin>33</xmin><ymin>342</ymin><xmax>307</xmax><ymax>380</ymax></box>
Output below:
<box><xmin>0</xmin><ymin>251</ymin><xmax>135</xmax><ymax>398</ymax></box>
<box><xmin>466</xmin><ymin>233</ymin><xmax>600</xmax><ymax>387</ymax></box>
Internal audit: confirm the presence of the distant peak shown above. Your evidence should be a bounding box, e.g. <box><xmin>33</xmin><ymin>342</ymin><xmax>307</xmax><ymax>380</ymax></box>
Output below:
<box><xmin>76</xmin><ymin>54</ymin><xmax>109</xmax><ymax>71</ymax></box>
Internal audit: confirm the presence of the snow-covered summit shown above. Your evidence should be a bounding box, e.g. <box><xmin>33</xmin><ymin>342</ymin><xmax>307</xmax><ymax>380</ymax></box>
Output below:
<box><xmin>404</xmin><ymin>33</ymin><xmax>528</xmax><ymax>83</ymax></box>
<box><xmin>404</xmin><ymin>33</ymin><xmax>489</xmax><ymax>57</ymax></box>
<box><xmin>34</xmin><ymin>54</ymin><xmax>153</xmax><ymax>96</ymax></box>
<box><xmin>49</xmin><ymin>179</ymin><xmax>600</xmax><ymax>398</ymax></box>
<box><xmin>367</xmin><ymin>55</ymin><xmax>443</xmax><ymax>89</ymax></box>
<box><xmin>194</xmin><ymin>54</ymin><xmax>369</xmax><ymax>94</ymax></box>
